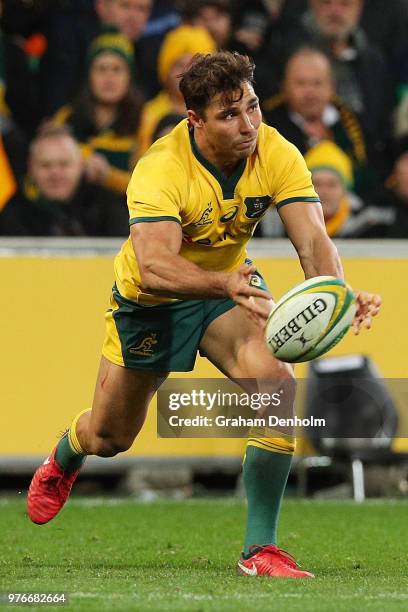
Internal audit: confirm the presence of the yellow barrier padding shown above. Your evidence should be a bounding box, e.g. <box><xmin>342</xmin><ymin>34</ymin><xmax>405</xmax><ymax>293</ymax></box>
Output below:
<box><xmin>1</xmin><ymin>255</ymin><xmax>407</xmax><ymax>456</ymax></box>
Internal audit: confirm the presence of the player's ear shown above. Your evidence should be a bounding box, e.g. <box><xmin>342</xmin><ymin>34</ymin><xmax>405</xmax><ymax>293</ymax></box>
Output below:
<box><xmin>187</xmin><ymin>109</ymin><xmax>204</xmax><ymax>129</ymax></box>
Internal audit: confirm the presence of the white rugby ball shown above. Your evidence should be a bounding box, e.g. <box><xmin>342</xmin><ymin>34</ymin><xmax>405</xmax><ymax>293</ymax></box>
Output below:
<box><xmin>265</xmin><ymin>276</ymin><xmax>356</xmax><ymax>363</ymax></box>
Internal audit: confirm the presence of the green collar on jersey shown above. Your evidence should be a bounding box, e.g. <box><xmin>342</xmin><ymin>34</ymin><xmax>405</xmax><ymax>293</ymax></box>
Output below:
<box><xmin>189</xmin><ymin>129</ymin><xmax>246</xmax><ymax>200</ymax></box>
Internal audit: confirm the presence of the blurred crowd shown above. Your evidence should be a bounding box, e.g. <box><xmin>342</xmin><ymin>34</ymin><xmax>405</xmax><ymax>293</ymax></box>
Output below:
<box><xmin>0</xmin><ymin>0</ymin><xmax>407</xmax><ymax>238</ymax></box>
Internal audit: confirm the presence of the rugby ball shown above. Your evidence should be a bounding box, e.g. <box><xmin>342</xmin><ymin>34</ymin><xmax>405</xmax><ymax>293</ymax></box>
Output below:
<box><xmin>265</xmin><ymin>276</ymin><xmax>356</xmax><ymax>363</ymax></box>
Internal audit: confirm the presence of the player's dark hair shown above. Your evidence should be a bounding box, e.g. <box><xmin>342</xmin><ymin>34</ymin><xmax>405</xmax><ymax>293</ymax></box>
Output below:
<box><xmin>179</xmin><ymin>51</ymin><xmax>255</xmax><ymax>118</ymax></box>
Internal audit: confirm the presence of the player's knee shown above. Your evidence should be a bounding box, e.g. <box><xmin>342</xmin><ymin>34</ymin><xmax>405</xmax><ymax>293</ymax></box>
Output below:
<box><xmin>90</xmin><ymin>435</ymin><xmax>132</xmax><ymax>457</ymax></box>
<box><xmin>266</xmin><ymin>360</ymin><xmax>296</xmax><ymax>388</ymax></box>
<box><xmin>259</xmin><ymin>361</ymin><xmax>296</xmax><ymax>391</ymax></box>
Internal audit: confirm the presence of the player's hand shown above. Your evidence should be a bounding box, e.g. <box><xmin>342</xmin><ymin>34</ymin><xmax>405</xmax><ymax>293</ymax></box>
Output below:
<box><xmin>226</xmin><ymin>264</ymin><xmax>273</xmax><ymax>327</ymax></box>
<box><xmin>352</xmin><ymin>290</ymin><xmax>382</xmax><ymax>335</ymax></box>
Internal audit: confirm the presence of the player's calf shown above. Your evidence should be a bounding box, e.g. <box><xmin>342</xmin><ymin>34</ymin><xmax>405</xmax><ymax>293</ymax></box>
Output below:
<box><xmin>85</xmin><ymin>434</ymin><xmax>133</xmax><ymax>457</ymax></box>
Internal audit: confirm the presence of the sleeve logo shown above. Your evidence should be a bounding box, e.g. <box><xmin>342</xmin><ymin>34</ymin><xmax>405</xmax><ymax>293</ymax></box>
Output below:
<box><xmin>244</xmin><ymin>195</ymin><xmax>271</xmax><ymax>219</ymax></box>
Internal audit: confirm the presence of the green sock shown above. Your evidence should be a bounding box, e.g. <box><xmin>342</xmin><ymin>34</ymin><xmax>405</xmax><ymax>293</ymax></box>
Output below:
<box><xmin>243</xmin><ymin>445</ymin><xmax>293</xmax><ymax>557</ymax></box>
<box><xmin>55</xmin><ymin>433</ymin><xmax>86</xmax><ymax>473</ymax></box>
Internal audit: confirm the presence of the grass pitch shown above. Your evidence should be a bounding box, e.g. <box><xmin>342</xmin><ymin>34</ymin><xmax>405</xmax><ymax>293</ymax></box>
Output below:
<box><xmin>1</xmin><ymin>496</ymin><xmax>408</xmax><ymax>611</ymax></box>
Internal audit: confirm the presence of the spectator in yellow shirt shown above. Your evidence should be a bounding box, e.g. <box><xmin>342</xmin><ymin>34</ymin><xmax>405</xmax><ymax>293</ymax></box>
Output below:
<box><xmin>53</xmin><ymin>29</ymin><xmax>143</xmax><ymax>196</ymax></box>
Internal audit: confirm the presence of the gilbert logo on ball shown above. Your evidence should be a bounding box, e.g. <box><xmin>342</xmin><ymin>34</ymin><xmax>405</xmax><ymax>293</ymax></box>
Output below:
<box><xmin>265</xmin><ymin>276</ymin><xmax>356</xmax><ymax>363</ymax></box>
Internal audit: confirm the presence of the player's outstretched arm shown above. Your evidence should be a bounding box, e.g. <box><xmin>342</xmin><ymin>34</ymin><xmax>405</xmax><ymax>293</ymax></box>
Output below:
<box><xmin>279</xmin><ymin>201</ymin><xmax>381</xmax><ymax>333</ymax></box>
<box><xmin>279</xmin><ymin>201</ymin><xmax>344</xmax><ymax>279</ymax></box>
<box><xmin>131</xmin><ymin>221</ymin><xmax>271</xmax><ymax>319</ymax></box>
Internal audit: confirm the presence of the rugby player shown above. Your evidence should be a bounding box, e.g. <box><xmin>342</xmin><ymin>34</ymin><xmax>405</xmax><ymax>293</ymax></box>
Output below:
<box><xmin>27</xmin><ymin>52</ymin><xmax>380</xmax><ymax>578</ymax></box>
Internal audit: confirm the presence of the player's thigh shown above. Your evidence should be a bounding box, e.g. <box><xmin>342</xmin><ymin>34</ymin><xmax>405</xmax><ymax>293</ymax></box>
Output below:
<box><xmin>87</xmin><ymin>355</ymin><xmax>168</xmax><ymax>445</ymax></box>
<box><xmin>199</xmin><ymin>299</ymin><xmax>294</xmax><ymax>384</ymax></box>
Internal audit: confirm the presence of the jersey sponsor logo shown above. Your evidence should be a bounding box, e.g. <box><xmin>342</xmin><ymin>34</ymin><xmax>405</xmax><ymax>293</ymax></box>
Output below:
<box><xmin>237</xmin><ymin>560</ymin><xmax>258</xmax><ymax>576</ymax></box>
<box><xmin>182</xmin><ymin>234</ymin><xmax>212</xmax><ymax>246</ymax></box>
<box><xmin>129</xmin><ymin>332</ymin><xmax>159</xmax><ymax>356</ymax></box>
<box><xmin>244</xmin><ymin>195</ymin><xmax>271</xmax><ymax>219</ymax></box>
<box><xmin>220</xmin><ymin>206</ymin><xmax>239</xmax><ymax>223</ymax></box>
<box><xmin>192</xmin><ymin>203</ymin><xmax>213</xmax><ymax>227</ymax></box>
<box><xmin>217</xmin><ymin>230</ymin><xmax>235</xmax><ymax>242</ymax></box>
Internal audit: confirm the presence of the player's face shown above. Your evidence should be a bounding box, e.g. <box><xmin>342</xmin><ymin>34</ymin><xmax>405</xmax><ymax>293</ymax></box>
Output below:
<box><xmin>284</xmin><ymin>53</ymin><xmax>333</xmax><ymax>120</ymax></box>
<box><xmin>191</xmin><ymin>82</ymin><xmax>262</xmax><ymax>166</ymax></box>
<box><xmin>30</xmin><ymin>137</ymin><xmax>83</xmax><ymax>202</ymax></box>
<box><xmin>111</xmin><ymin>0</ymin><xmax>152</xmax><ymax>42</ymax></box>
<box><xmin>312</xmin><ymin>169</ymin><xmax>345</xmax><ymax>220</ymax></box>
<box><xmin>310</xmin><ymin>0</ymin><xmax>363</xmax><ymax>40</ymax></box>
<box><xmin>89</xmin><ymin>52</ymin><xmax>130</xmax><ymax>105</ymax></box>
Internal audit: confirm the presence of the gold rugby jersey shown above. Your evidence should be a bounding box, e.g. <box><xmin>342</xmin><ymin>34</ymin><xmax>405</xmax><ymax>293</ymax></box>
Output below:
<box><xmin>114</xmin><ymin>119</ymin><xmax>319</xmax><ymax>304</ymax></box>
